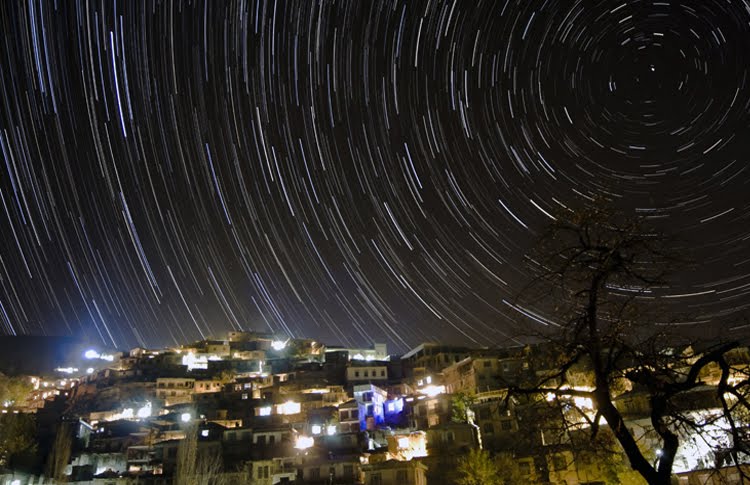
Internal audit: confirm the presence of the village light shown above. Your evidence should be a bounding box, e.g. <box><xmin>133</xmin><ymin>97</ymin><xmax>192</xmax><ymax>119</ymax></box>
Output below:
<box><xmin>397</xmin><ymin>437</ymin><xmax>410</xmax><ymax>449</ymax></box>
<box><xmin>180</xmin><ymin>413</ymin><xmax>191</xmax><ymax>422</ymax></box>
<box><xmin>271</xmin><ymin>340</ymin><xmax>288</xmax><ymax>351</ymax></box>
<box><xmin>326</xmin><ymin>425</ymin><xmax>337</xmax><ymax>436</ymax></box>
<box><xmin>258</xmin><ymin>406</ymin><xmax>272</xmax><ymax>416</ymax></box>
<box><xmin>311</xmin><ymin>425</ymin><xmax>322</xmax><ymax>435</ymax></box>
<box><xmin>55</xmin><ymin>367</ymin><xmax>79</xmax><ymax>374</ymax></box>
<box><xmin>84</xmin><ymin>349</ymin><xmax>100</xmax><ymax>359</ymax></box>
<box><xmin>295</xmin><ymin>435</ymin><xmax>314</xmax><ymax>449</ymax></box>
<box><xmin>137</xmin><ymin>402</ymin><xmax>152</xmax><ymax>418</ymax></box>
<box><xmin>420</xmin><ymin>385</ymin><xmax>445</xmax><ymax>397</ymax></box>
<box><xmin>279</xmin><ymin>401</ymin><xmax>301</xmax><ymax>415</ymax></box>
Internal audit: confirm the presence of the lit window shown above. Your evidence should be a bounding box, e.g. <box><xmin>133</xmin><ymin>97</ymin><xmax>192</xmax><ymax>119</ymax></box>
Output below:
<box><xmin>279</xmin><ymin>401</ymin><xmax>301</xmax><ymax>415</ymax></box>
<box><xmin>258</xmin><ymin>406</ymin><xmax>272</xmax><ymax>416</ymax></box>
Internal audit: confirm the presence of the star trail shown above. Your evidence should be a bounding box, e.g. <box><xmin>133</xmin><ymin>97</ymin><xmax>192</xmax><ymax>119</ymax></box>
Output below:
<box><xmin>1</xmin><ymin>0</ymin><xmax>750</xmax><ymax>352</ymax></box>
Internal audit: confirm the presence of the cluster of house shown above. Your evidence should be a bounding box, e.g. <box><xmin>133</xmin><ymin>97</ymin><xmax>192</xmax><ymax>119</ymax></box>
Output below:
<box><xmin>3</xmin><ymin>331</ymin><xmax>750</xmax><ymax>484</ymax></box>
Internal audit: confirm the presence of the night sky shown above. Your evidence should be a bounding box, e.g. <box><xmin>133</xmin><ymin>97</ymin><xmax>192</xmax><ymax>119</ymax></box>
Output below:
<box><xmin>1</xmin><ymin>0</ymin><xmax>750</xmax><ymax>353</ymax></box>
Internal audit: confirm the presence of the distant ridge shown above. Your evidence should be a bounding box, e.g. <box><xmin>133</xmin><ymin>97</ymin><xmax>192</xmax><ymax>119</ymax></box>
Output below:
<box><xmin>0</xmin><ymin>335</ymin><xmax>109</xmax><ymax>376</ymax></box>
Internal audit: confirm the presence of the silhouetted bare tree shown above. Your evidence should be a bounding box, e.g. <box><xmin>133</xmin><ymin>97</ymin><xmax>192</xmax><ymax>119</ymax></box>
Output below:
<box><xmin>509</xmin><ymin>205</ymin><xmax>750</xmax><ymax>485</ymax></box>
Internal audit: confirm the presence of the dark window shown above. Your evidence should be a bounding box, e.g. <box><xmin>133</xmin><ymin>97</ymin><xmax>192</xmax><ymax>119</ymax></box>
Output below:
<box><xmin>340</xmin><ymin>410</ymin><xmax>349</xmax><ymax>420</ymax></box>
<box><xmin>500</xmin><ymin>419</ymin><xmax>512</xmax><ymax>431</ymax></box>
<box><xmin>483</xmin><ymin>360</ymin><xmax>491</xmax><ymax>368</ymax></box>
<box><xmin>269</xmin><ymin>435</ymin><xmax>276</xmax><ymax>445</ymax></box>
<box><xmin>343</xmin><ymin>465</ymin><xmax>354</xmax><ymax>478</ymax></box>
<box><xmin>308</xmin><ymin>468</ymin><xmax>320</xmax><ymax>480</ymax></box>
<box><xmin>364</xmin><ymin>370</ymin><xmax>369</xmax><ymax>377</ymax></box>
<box><xmin>264</xmin><ymin>465</ymin><xmax>269</xmax><ymax>478</ymax></box>
<box><xmin>553</xmin><ymin>455</ymin><xmax>567</xmax><ymax>471</ymax></box>
<box><xmin>355</xmin><ymin>371</ymin><xmax>360</xmax><ymax>378</ymax></box>
<box><xmin>396</xmin><ymin>470</ymin><xmax>408</xmax><ymax>482</ymax></box>
<box><xmin>257</xmin><ymin>435</ymin><xmax>266</xmax><ymax>445</ymax></box>
<box><xmin>370</xmin><ymin>473</ymin><xmax>382</xmax><ymax>485</ymax></box>
<box><xmin>351</xmin><ymin>409</ymin><xmax>359</xmax><ymax>419</ymax></box>
<box><xmin>380</xmin><ymin>370</ymin><xmax>385</xmax><ymax>377</ymax></box>
<box><xmin>483</xmin><ymin>423</ymin><xmax>494</xmax><ymax>434</ymax></box>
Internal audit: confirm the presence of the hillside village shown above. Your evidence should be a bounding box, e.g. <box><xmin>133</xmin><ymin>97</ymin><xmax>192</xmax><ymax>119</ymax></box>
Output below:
<box><xmin>2</xmin><ymin>330</ymin><xmax>750</xmax><ymax>484</ymax></box>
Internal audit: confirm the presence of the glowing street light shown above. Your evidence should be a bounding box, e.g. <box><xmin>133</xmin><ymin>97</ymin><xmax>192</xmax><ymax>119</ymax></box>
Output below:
<box><xmin>295</xmin><ymin>435</ymin><xmax>314</xmax><ymax>449</ymax></box>
<box><xmin>84</xmin><ymin>349</ymin><xmax>100</xmax><ymax>359</ymax></box>
<box><xmin>136</xmin><ymin>402</ymin><xmax>152</xmax><ymax>419</ymax></box>
<box><xmin>271</xmin><ymin>340</ymin><xmax>288</xmax><ymax>351</ymax></box>
<box><xmin>258</xmin><ymin>406</ymin><xmax>272</xmax><ymax>416</ymax></box>
<box><xmin>278</xmin><ymin>401</ymin><xmax>301</xmax><ymax>415</ymax></box>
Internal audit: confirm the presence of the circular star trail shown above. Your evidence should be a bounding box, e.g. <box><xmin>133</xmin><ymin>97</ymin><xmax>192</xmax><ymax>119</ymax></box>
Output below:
<box><xmin>1</xmin><ymin>0</ymin><xmax>750</xmax><ymax>352</ymax></box>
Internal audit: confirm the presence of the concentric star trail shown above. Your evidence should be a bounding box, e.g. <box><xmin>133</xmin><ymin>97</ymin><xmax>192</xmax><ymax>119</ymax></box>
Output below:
<box><xmin>1</xmin><ymin>0</ymin><xmax>749</xmax><ymax>352</ymax></box>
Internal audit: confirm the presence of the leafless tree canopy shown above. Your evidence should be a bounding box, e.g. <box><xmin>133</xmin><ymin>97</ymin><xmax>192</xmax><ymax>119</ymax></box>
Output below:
<box><xmin>509</xmin><ymin>205</ymin><xmax>750</xmax><ymax>485</ymax></box>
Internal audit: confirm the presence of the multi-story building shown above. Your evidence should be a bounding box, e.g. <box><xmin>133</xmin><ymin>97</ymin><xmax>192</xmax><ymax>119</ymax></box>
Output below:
<box><xmin>346</xmin><ymin>361</ymin><xmax>388</xmax><ymax>385</ymax></box>
<box><xmin>400</xmin><ymin>343</ymin><xmax>471</xmax><ymax>382</ymax></box>
<box><xmin>155</xmin><ymin>377</ymin><xmax>195</xmax><ymax>406</ymax></box>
